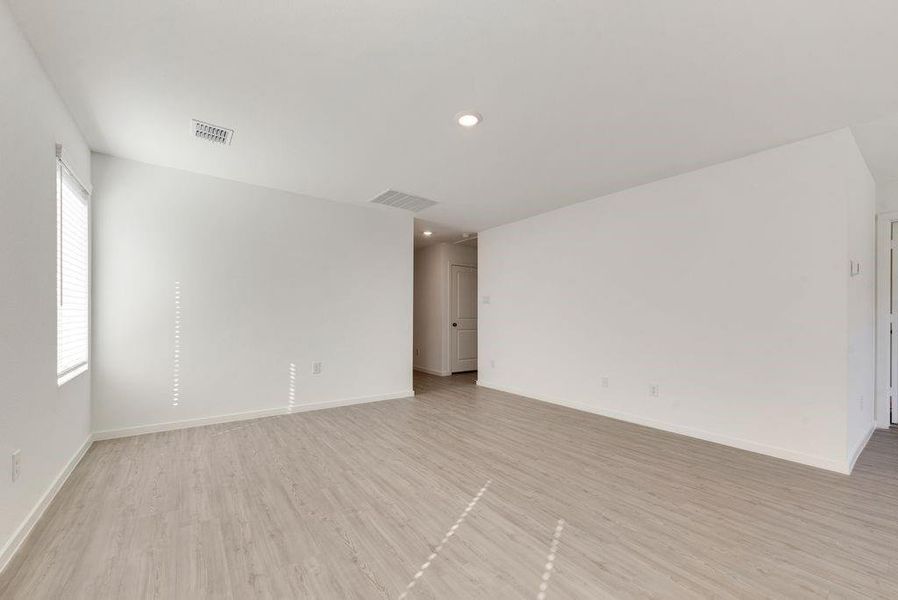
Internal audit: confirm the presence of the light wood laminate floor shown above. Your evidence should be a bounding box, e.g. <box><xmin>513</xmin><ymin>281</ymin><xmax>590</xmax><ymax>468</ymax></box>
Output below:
<box><xmin>2</xmin><ymin>372</ymin><xmax>898</xmax><ymax>599</ymax></box>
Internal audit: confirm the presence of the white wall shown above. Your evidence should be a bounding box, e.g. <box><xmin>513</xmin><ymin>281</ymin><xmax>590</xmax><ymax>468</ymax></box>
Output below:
<box><xmin>413</xmin><ymin>243</ymin><xmax>476</xmax><ymax>375</ymax></box>
<box><xmin>413</xmin><ymin>245</ymin><xmax>445</xmax><ymax>374</ymax></box>
<box><xmin>91</xmin><ymin>155</ymin><xmax>413</xmax><ymax>435</ymax></box>
<box><xmin>876</xmin><ymin>179</ymin><xmax>898</xmax><ymax>214</ymax></box>
<box><xmin>846</xmin><ymin>150</ymin><xmax>877</xmax><ymax>461</ymax></box>
<box><xmin>0</xmin><ymin>0</ymin><xmax>92</xmax><ymax>565</ymax></box>
<box><xmin>479</xmin><ymin>129</ymin><xmax>875</xmax><ymax>473</ymax></box>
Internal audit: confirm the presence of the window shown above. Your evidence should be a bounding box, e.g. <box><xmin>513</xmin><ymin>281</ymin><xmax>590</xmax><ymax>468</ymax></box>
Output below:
<box><xmin>57</xmin><ymin>155</ymin><xmax>90</xmax><ymax>385</ymax></box>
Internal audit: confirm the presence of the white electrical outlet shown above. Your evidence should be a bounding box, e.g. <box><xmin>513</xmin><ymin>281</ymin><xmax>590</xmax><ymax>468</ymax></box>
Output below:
<box><xmin>859</xmin><ymin>396</ymin><xmax>864</xmax><ymax>411</ymax></box>
<box><xmin>312</xmin><ymin>361</ymin><xmax>322</xmax><ymax>375</ymax></box>
<box><xmin>601</xmin><ymin>377</ymin><xmax>609</xmax><ymax>388</ymax></box>
<box><xmin>649</xmin><ymin>384</ymin><xmax>660</xmax><ymax>397</ymax></box>
<box><xmin>11</xmin><ymin>450</ymin><xmax>21</xmax><ymax>482</ymax></box>
<box><xmin>490</xmin><ymin>359</ymin><xmax>496</xmax><ymax>368</ymax></box>
<box><xmin>482</xmin><ymin>296</ymin><xmax>491</xmax><ymax>305</ymax></box>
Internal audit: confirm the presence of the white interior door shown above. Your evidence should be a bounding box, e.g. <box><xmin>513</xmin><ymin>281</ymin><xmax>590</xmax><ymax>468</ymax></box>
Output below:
<box><xmin>889</xmin><ymin>222</ymin><xmax>898</xmax><ymax>425</ymax></box>
<box><xmin>449</xmin><ymin>264</ymin><xmax>477</xmax><ymax>373</ymax></box>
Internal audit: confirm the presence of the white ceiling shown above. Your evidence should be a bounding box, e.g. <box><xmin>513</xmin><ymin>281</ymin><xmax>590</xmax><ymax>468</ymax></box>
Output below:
<box><xmin>413</xmin><ymin>219</ymin><xmax>473</xmax><ymax>249</ymax></box>
<box><xmin>10</xmin><ymin>0</ymin><xmax>898</xmax><ymax>231</ymax></box>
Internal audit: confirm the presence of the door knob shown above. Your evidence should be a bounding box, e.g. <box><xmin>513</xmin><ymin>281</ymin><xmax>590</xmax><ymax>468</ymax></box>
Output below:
<box><xmin>452</xmin><ymin>322</ymin><xmax>458</xmax><ymax>327</ymax></box>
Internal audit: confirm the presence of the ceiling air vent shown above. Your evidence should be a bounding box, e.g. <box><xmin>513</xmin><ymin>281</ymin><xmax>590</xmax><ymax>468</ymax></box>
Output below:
<box><xmin>368</xmin><ymin>189</ymin><xmax>437</xmax><ymax>212</ymax></box>
<box><xmin>192</xmin><ymin>119</ymin><xmax>234</xmax><ymax>145</ymax></box>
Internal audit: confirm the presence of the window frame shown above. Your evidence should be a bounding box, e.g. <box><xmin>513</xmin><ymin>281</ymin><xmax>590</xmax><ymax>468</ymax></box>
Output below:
<box><xmin>56</xmin><ymin>151</ymin><xmax>91</xmax><ymax>387</ymax></box>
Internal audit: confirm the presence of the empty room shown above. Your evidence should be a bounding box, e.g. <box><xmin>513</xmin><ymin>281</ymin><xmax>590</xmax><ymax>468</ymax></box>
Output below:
<box><xmin>3</xmin><ymin>1</ymin><xmax>898</xmax><ymax>598</ymax></box>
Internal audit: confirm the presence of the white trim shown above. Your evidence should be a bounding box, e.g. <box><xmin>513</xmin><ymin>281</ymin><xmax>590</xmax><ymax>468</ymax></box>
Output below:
<box><xmin>414</xmin><ymin>366</ymin><xmax>451</xmax><ymax>376</ymax></box>
<box><xmin>875</xmin><ymin>211</ymin><xmax>898</xmax><ymax>428</ymax></box>
<box><xmin>93</xmin><ymin>390</ymin><xmax>415</xmax><ymax>441</ymax></box>
<box><xmin>476</xmin><ymin>381</ymin><xmax>854</xmax><ymax>474</ymax></box>
<box><xmin>847</xmin><ymin>424</ymin><xmax>876</xmax><ymax>473</ymax></box>
<box><xmin>57</xmin><ymin>363</ymin><xmax>88</xmax><ymax>387</ymax></box>
<box><xmin>55</xmin><ymin>143</ymin><xmax>92</xmax><ymax>195</ymax></box>
<box><xmin>0</xmin><ymin>434</ymin><xmax>94</xmax><ymax>575</ymax></box>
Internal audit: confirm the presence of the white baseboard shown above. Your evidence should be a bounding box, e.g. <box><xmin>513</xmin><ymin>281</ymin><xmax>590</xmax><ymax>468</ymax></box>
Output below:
<box><xmin>0</xmin><ymin>434</ymin><xmax>94</xmax><ymax>575</ymax></box>
<box><xmin>413</xmin><ymin>366</ymin><xmax>451</xmax><ymax>376</ymax></box>
<box><xmin>93</xmin><ymin>389</ymin><xmax>415</xmax><ymax>441</ymax></box>
<box><xmin>477</xmin><ymin>381</ymin><xmax>853</xmax><ymax>474</ymax></box>
<box><xmin>847</xmin><ymin>423</ymin><xmax>876</xmax><ymax>474</ymax></box>
<box><xmin>288</xmin><ymin>390</ymin><xmax>415</xmax><ymax>414</ymax></box>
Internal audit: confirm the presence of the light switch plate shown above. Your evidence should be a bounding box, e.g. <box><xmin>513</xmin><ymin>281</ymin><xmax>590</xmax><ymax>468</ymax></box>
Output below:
<box><xmin>11</xmin><ymin>449</ymin><xmax>21</xmax><ymax>482</ymax></box>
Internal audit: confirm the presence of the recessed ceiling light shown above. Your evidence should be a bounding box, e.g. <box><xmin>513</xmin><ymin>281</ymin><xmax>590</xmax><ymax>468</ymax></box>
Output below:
<box><xmin>423</xmin><ymin>230</ymin><xmax>433</xmax><ymax>236</ymax></box>
<box><xmin>456</xmin><ymin>112</ymin><xmax>482</xmax><ymax>128</ymax></box>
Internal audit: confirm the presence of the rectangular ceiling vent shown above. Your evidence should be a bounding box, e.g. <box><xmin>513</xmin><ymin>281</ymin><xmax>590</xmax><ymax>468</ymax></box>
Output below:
<box><xmin>192</xmin><ymin>119</ymin><xmax>234</xmax><ymax>145</ymax></box>
<box><xmin>368</xmin><ymin>189</ymin><xmax>437</xmax><ymax>212</ymax></box>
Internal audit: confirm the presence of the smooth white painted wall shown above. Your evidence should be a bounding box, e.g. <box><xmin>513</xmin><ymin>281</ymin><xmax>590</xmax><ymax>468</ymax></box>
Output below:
<box><xmin>91</xmin><ymin>155</ymin><xmax>413</xmax><ymax>434</ymax></box>
<box><xmin>479</xmin><ymin>129</ymin><xmax>875</xmax><ymax>473</ymax></box>
<box><xmin>413</xmin><ymin>245</ymin><xmax>445</xmax><ymax>374</ymax></box>
<box><xmin>846</xmin><ymin>149</ymin><xmax>877</xmax><ymax>459</ymax></box>
<box><xmin>0</xmin><ymin>0</ymin><xmax>92</xmax><ymax>560</ymax></box>
<box><xmin>413</xmin><ymin>243</ymin><xmax>476</xmax><ymax>375</ymax></box>
<box><xmin>876</xmin><ymin>179</ymin><xmax>898</xmax><ymax>214</ymax></box>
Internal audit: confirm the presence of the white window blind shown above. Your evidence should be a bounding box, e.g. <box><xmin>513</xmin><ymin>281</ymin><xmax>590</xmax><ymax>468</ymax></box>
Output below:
<box><xmin>57</xmin><ymin>158</ymin><xmax>90</xmax><ymax>385</ymax></box>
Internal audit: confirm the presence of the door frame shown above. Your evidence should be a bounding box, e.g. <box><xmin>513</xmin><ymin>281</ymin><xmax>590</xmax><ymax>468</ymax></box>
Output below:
<box><xmin>875</xmin><ymin>211</ymin><xmax>898</xmax><ymax>427</ymax></box>
<box><xmin>445</xmin><ymin>261</ymin><xmax>477</xmax><ymax>374</ymax></box>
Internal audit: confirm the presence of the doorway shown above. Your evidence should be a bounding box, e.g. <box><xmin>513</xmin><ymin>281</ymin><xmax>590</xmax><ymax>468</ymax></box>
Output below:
<box><xmin>888</xmin><ymin>222</ymin><xmax>898</xmax><ymax>425</ymax></box>
<box><xmin>875</xmin><ymin>212</ymin><xmax>898</xmax><ymax>426</ymax></box>
<box><xmin>412</xmin><ymin>229</ymin><xmax>478</xmax><ymax>378</ymax></box>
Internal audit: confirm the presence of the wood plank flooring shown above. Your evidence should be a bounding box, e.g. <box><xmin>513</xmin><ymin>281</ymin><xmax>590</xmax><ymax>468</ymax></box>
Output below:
<box><xmin>2</xmin><ymin>371</ymin><xmax>898</xmax><ymax>599</ymax></box>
